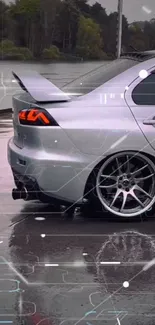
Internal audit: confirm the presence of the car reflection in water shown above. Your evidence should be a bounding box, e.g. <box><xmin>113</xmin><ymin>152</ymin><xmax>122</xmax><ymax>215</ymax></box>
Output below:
<box><xmin>7</xmin><ymin>206</ymin><xmax>155</xmax><ymax>325</ymax></box>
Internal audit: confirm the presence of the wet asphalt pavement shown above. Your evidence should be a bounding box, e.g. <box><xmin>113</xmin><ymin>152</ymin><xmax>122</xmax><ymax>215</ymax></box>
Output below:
<box><xmin>1</xmin><ymin>113</ymin><xmax>155</xmax><ymax>325</ymax></box>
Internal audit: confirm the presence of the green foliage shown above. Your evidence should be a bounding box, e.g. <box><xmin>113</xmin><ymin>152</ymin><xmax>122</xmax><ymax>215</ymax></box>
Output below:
<box><xmin>14</xmin><ymin>0</ymin><xmax>40</xmax><ymax>16</ymax></box>
<box><xmin>75</xmin><ymin>0</ymin><xmax>90</xmax><ymax>15</ymax></box>
<box><xmin>0</xmin><ymin>1</ymin><xmax>9</xmax><ymax>40</ymax></box>
<box><xmin>76</xmin><ymin>16</ymin><xmax>104</xmax><ymax>59</ymax></box>
<box><xmin>17</xmin><ymin>47</ymin><xmax>33</xmax><ymax>59</ymax></box>
<box><xmin>42</xmin><ymin>45</ymin><xmax>60</xmax><ymax>60</ymax></box>
<box><xmin>1</xmin><ymin>0</ymin><xmax>155</xmax><ymax>60</ymax></box>
<box><xmin>0</xmin><ymin>39</ymin><xmax>15</xmax><ymax>50</ymax></box>
<box><xmin>90</xmin><ymin>2</ymin><xmax>107</xmax><ymax>25</ymax></box>
<box><xmin>58</xmin><ymin>0</ymin><xmax>80</xmax><ymax>50</ymax></box>
<box><xmin>0</xmin><ymin>39</ymin><xmax>33</xmax><ymax>60</ymax></box>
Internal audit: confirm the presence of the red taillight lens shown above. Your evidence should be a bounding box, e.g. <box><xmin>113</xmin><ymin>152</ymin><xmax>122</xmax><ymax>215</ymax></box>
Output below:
<box><xmin>19</xmin><ymin>110</ymin><xmax>27</xmax><ymax>121</ymax></box>
<box><xmin>18</xmin><ymin>108</ymin><xmax>58</xmax><ymax>126</ymax></box>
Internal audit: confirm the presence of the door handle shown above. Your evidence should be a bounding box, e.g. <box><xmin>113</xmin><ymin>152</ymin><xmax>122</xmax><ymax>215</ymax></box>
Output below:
<box><xmin>143</xmin><ymin>119</ymin><xmax>155</xmax><ymax>125</ymax></box>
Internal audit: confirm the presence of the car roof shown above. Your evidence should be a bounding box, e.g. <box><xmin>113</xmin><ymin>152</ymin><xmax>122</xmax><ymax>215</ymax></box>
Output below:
<box><xmin>62</xmin><ymin>52</ymin><xmax>155</xmax><ymax>96</ymax></box>
<box><xmin>76</xmin><ymin>55</ymin><xmax>155</xmax><ymax>106</ymax></box>
<box><xmin>104</xmin><ymin>57</ymin><xmax>155</xmax><ymax>88</ymax></box>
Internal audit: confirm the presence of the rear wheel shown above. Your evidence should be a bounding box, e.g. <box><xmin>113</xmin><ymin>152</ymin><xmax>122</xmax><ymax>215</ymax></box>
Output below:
<box><xmin>92</xmin><ymin>152</ymin><xmax>155</xmax><ymax>218</ymax></box>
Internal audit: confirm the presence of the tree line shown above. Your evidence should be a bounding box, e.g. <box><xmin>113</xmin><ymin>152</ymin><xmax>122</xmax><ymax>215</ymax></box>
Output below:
<box><xmin>0</xmin><ymin>0</ymin><xmax>155</xmax><ymax>60</ymax></box>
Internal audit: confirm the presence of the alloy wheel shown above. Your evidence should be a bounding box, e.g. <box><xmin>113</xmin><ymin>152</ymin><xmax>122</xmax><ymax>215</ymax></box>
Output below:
<box><xmin>96</xmin><ymin>152</ymin><xmax>155</xmax><ymax>217</ymax></box>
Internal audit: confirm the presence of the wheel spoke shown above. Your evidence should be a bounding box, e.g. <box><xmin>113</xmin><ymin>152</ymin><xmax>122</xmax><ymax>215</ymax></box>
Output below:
<box><xmin>110</xmin><ymin>188</ymin><xmax>122</xmax><ymax>207</ymax></box>
<box><xmin>135</xmin><ymin>173</ymin><xmax>154</xmax><ymax>182</ymax></box>
<box><xmin>120</xmin><ymin>191</ymin><xmax>128</xmax><ymax>211</ymax></box>
<box><xmin>101</xmin><ymin>174</ymin><xmax>117</xmax><ymax>180</ymax></box>
<box><xmin>130</xmin><ymin>189</ymin><xmax>145</xmax><ymax>207</ymax></box>
<box><xmin>133</xmin><ymin>184</ymin><xmax>152</xmax><ymax>199</ymax></box>
<box><xmin>131</xmin><ymin>164</ymin><xmax>148</xmax><ymax>176</ymax></box>
<box><xmin>116</xmin><ymin>158</ymin><xmax>122</xmax><ymax>175</ymax></box>
<box><xmin>99</xmin><ymin>183</ymin><xmax>117</xmax><ymax>189</ymax></box>
<box><xmin>126</xmin><ymin>155</ymin><xmax>130</xmax><ymax>173</ymax></box>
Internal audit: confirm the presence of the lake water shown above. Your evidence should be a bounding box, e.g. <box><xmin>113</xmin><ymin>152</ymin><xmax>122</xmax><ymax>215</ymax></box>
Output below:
<box><xmin>0</xmin><ymin>60</ymin><xmax>109</xmax><ymax>110</ymax></box>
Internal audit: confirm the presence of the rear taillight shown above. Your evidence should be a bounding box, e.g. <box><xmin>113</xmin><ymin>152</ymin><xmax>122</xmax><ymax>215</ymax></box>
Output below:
<box><xmin>18</xmin><ymin>108</ymin><xmax>58</xmax><ymax>126</ymax></box>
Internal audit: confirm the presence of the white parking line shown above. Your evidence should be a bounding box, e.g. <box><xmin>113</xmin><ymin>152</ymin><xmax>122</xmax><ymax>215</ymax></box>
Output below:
<box><xmin>100</xmin><ymin>261</ymin><xmax>121</xmax><ymax>265</ymax></box>
<box><xmin>0</xmin><ymin>119</ymin><xmax>12</xmax><ymax>123</ymax></box>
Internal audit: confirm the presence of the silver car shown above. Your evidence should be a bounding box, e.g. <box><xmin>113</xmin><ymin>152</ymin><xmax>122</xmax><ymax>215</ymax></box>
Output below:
<box><xmin>7</xmin><ymin>52</ymin><xmax>155</xmax><ymax>218</ymax></box>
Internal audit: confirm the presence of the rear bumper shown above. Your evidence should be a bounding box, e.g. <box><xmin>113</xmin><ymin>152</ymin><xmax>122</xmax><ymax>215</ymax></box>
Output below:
<box><xmin>8</xmin><ymin>137</ymin><xmax>101</xmax><ymax>204</ymax></box>
<box><xmin>11</xmin><ymin>168</ymin><xmax>78</xmax><ymax>206</ymax></box>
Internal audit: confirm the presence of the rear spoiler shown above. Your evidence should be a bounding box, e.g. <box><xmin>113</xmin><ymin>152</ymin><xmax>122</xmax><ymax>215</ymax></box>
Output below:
<box><xmin>12</xmin><ymin>71</ymin><xmax>70</xmax><ymax>103</ymax></box>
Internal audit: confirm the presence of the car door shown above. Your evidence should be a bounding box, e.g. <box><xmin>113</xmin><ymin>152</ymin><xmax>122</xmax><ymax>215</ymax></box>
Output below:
<box><xmin>125</xmin><ymin>67</ymin><xmax>155</xmax><ymax>150</ymax></box>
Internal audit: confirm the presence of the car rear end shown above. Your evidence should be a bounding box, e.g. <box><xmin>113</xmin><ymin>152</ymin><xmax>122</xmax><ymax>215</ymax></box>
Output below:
<box><xmin>8</xmin><ymin>54</ymin><xmax>153</xmax><ymax>207</ymax></box>
<box><xmin>7</xmin><ymin>73</ymin><xmax>95</xmax><ymax>206</ymax></box>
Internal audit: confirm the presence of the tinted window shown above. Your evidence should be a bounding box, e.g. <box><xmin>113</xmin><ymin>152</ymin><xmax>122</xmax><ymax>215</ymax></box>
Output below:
<box><xmin>132</xmin><ymin>73</ymin><xmax>155</xmax><ymax>105</ymax></box>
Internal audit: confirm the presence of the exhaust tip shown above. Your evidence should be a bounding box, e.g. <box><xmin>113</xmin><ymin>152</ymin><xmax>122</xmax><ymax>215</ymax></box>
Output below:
<box><xmin>12</xmin><ymin>188</ymin><xmax>20</xmax><ymax>200</ymax></box>
<box><xmin>12</xmin><ymin>187</ymin><xmax>28</xmax><ymax>200</ymax></box>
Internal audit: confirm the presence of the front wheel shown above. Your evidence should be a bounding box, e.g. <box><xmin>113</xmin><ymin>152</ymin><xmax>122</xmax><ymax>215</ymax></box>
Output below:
<box><xmin>94</xmin><ymin>152</ymin><xmax>155</xmax><ymax>218</ymax></box>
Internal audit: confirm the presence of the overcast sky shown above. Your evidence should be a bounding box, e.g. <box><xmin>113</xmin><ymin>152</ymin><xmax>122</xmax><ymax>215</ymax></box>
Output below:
<box><xmin>4</xmin><ymin>0</ymin><xmax>155</xmax><ymax>23</ymax></box>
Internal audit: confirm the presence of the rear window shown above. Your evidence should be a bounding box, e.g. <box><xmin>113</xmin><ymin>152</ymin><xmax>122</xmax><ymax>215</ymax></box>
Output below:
<box><xmin>62</xmin><ymin>58</ymin><xmax>139</xmax><ymax>96</ymax></box>
<box><xmin>132</xmin><ymin>73</ymin><xmax>155</xmax><ymax>105</ymax></box>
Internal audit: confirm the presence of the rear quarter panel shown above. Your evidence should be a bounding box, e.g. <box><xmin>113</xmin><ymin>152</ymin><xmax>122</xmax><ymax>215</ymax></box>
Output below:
<box><xmin>46</xmin><ymin>98</ymin><xmax>153</xmax><ymax>158</ymax></box>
